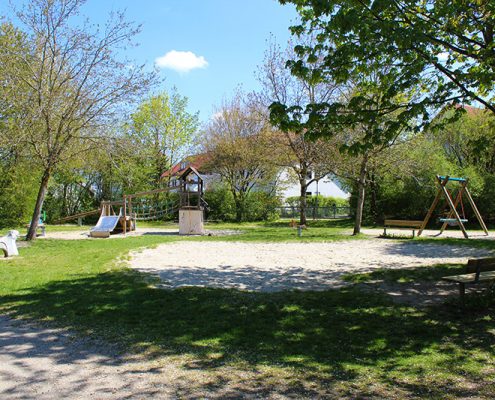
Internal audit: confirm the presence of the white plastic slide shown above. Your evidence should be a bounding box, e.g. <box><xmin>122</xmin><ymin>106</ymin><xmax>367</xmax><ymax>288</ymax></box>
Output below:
<box><xmin>90</xmin><ymin>208</ymin><xmax>122</xmax><ymax>238</ymax></box>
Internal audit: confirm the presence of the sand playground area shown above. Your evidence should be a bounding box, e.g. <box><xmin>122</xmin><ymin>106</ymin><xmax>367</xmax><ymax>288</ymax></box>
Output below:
<box><xmin>128</xmin><ymin>239</ymin><xmax>493</xmax><ymax>291</ymax></box>
<box><xmin>39</xmin><ymin>226</ymin><xmax>495</xmax><ymax>302</ymax></box>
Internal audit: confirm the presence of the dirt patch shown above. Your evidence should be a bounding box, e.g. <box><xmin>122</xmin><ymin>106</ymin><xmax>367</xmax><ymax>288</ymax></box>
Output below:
<box><xmin>128</xmin><ymin>239</ymin><xmax>493</xmax><ymax>292</ymax></box>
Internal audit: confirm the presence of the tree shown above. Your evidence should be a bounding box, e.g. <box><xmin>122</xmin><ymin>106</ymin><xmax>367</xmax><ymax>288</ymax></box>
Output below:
<box><xmin>0</xmin><ymin>22</ymin><xmax>41</xmax><ymax>227</ymax></box>
<box><xmin>205</xmin><ymin>94</ymin><xmax>278</xmax><ymax>222</ymax></box>
<box><xmin>4</xmin><ymin>0</ymin><xmax>155</xmax><ymax>240</ymax></box>
<box><xmin>129</xmin><ymin>89</ymin><xmax>199</xmax><ymax>188</ymax></box>
<box><xmin>279</xmin><ymin>0</ymin><xmax>495</xmax><ymax>115</ymax></box>
<box><xmin>257</xmin><ymin>36</ymin><xmax>342</xmax><ymax>225</ymax></box>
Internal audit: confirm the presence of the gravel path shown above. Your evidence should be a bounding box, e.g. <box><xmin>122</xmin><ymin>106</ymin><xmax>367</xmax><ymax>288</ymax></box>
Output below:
<box><xmin>128</xmin><ymin>239</ymin><xmax>494</xmax><ymax>291</ymax></box>
<box><xmin>0</xmin><ymin>316</ymin><xmax>312</xmax><ymax>399</ymax></box>
<box><xmin>0</xmin><ymin>316</ymin><xmax>177</xmax><ymax>399</ymax></box>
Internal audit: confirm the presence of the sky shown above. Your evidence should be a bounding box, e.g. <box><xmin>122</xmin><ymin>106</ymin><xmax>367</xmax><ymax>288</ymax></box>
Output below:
<box><xmin>2</xmin><ymin>0</ymin><xmax>298</xmax><ymax>122</ymax></box>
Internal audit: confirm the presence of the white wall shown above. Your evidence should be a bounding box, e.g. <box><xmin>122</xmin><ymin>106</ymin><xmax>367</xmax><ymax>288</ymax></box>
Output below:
<box><xmin>278</xmin><ymin>169</ymin><xmax>349</xmax><ymax>201</ymax></box>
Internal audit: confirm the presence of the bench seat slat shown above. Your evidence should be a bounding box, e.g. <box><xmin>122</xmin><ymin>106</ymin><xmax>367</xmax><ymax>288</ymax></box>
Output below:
<box><xmin>384</xmin><ymin>220</ymin><xmax>423</xmax><ymax>228</ymax></box>
<box><xmin>442</xmin><ymin>271</ymin><xmax>495</xmax><ymax>284</ymax></box>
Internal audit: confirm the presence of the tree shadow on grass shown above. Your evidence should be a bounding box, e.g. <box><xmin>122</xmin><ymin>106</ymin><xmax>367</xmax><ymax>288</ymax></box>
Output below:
<box><xmin>0</xmin><ymin>269</ymin><xmax>493</xmax><ymax>397</ymax></box>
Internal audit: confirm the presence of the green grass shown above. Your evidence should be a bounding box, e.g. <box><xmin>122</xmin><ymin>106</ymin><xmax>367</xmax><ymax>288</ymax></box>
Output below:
<box><xmin>196</xmin><ymin>220</ymin><xmax>363</xmax><ymax>242</ymax></box>
<box><xmin>342</xmin><ymin>263</ymin><xmax>466</xmax><ymax>284</ymax></box>
<box><xmin>0</xmin><ymin>225</ymin><xmax>494</xmax><ymax>397</ymax></box>
<box><xmin>32</xmin><ymin>218</ymin><xmax>362</xmax><ymax>242</ymax></box>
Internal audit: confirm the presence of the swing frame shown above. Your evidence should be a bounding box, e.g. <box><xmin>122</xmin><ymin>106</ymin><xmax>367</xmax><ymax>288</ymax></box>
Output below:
<box><xmin>417</xmin><ymin>175</ymin><xmax>489</xmax><ymax>239</ymax></box>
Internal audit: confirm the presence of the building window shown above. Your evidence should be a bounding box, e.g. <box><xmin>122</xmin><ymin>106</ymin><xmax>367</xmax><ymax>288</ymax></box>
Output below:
<box><xmin>306</xmin><ymin>191</ymin><xmax>312</xmax><ymax>196</ymax></box>
<box><xmin>306</xmin><ymin>170</ymin><xmax>313</xmax><ymax>180</ymax></box>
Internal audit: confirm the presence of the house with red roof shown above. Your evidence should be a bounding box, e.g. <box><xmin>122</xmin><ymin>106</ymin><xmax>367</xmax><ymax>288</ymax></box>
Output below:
<box><xmin>162</xmin><ymin>153</ymin><xmax>349</xmax><ymax>201</ymax></box>
<box><xmin>161</xmin><ymin>154</ymin><xmax>218</xmax><ymax>189</ymax></box>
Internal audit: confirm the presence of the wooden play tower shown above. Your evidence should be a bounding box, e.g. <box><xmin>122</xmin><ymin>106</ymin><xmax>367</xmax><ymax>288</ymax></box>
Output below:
<box><xmin>177</xmin><ymin>166</ymin><xmax>205</xmax><ymax>235</ymax></box>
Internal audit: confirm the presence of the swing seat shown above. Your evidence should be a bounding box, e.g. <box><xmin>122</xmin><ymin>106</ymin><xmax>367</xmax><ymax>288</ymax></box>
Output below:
<box><xmin>439</xmin><ymin>218</ymin><xmax>468</xmax><ymax>226</ymax></box>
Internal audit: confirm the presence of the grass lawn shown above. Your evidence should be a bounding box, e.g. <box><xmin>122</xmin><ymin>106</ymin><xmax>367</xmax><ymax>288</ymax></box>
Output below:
<box><xmin>0</xmin><ymin>222</ymin><xmax>494</xmax><ymax>398</ymax></box>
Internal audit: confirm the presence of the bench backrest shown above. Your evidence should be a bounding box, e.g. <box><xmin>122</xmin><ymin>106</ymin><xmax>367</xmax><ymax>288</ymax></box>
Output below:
<box><xmin>467</xmin><ymin>258</ymin><xmax>495</xmax><ymax>281</ymax></box>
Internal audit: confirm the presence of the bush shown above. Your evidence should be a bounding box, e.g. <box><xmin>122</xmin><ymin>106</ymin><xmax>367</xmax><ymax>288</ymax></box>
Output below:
<box><xmin>244</xmin><ymin>191</ymin><xmax>281</xmax><ymax>221</ymax></box>
<box><xmin>0</xmin><ymin>163</ymin><xmax>39</xmax><ymax>228</ymax></box>
<box><xmin>286</xmin><ymin>195</ymin><xmax>349</xmax><ymax>208</ymax></box>
<box><xmin>204</xmin><ymin>186</ymin><xmax>281</xmax><ymax>222</ymax></box>
<box><xmin>203</xmin><ymin>186</ymin><xmax>236</xmax><ymax>221</ymax></box>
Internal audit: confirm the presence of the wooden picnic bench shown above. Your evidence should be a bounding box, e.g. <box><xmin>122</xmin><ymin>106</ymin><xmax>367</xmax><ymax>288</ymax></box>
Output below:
<box><xmin>383</xmin><ymin>219</ymin><xmax>423</xmax><ymax>238</ymax></box>
<box><xmin>25</xmin><ymin>223</ymin><xmax>46</xmax><ymax>237</ymax></box>
<box><xmin>442</xmin><ymin>257</ymin><xmax>495</xmax><ymax>299</ymax></box>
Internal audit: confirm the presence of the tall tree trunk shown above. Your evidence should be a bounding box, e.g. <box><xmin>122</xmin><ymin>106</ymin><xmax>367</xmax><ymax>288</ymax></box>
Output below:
<box><xmin>232</xmin><ymin>191</ymin><xmax>244</xmax><ymax>222</ymax></box>
<box><xmin>299</xmin><ymin>178</ymin><xmax>308</xmax><ymax>226</ymax></box>
<box><xmin>27</xmin><ymin>168</ymin><xmax>51</xmax><ymax>241</ymax></box>
<box><xmin>353</xmin><ymin>153</ymin><xmax>369</xmax><ymax>235</ymax></box>
<box><xmin>369</xmin><ymin>170</ymin><xmax>378</xmax><ymax>224</ymax></box>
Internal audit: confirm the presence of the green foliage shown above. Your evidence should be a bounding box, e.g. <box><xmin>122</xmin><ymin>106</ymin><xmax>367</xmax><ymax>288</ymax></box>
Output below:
<box><xmin>205</xmin><ymin>93</ymin><xmax>280</xmax><ymax>222</ymax></box>
<box><xmin>129</xmin><ymin>88</ymin><xmax>199</xmax><ymax>186</ymax></box>
<box><xmin>351</xmin><ymin>108</ymin><xmax>495</xmax><ymax>224</ymax></box>
<box><xmin>244</xmin><ymin>191</ymin><xmax>281</xmax><ymax>221</ymax></box>
<box><xmin>0</xmin><ymin>161</ymin><xmax>39</xmax><ymax>228</ymax></box>
<box><xmin>205</xmin><ymin>186</ymin><xmax>281</xmax><ymax>222</ymax></box>
<box><xmin>204</xmin><ymin>186</ymin><xmax>236</xmax><ymax>221</ymax></box>
<box><xmin>287</xmin><ymin>195</ymin><xmax>349</xmax><ymax>208</ymax></box>
<box><xmin>279</xmin><ymin>0</ymin><xmax>495</xmax><ymax>117</ymax></box>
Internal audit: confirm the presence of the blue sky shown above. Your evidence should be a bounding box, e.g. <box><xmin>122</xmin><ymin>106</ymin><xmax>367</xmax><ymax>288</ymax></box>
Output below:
<box><xmin>3</xmin><ymin>1</ymin><xmax>298</xmax><ymax>121</ymax></box>
<box><xmin>25</xmin><ymin>0</ymin><xmax>296</xmax><ymax>122</ymax></box>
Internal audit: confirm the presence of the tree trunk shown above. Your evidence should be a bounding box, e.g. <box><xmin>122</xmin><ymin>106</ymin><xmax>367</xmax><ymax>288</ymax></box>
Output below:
<box><xmin>232</xmin><ymin>191</ymin><xmax>244</xmax><ymax>222</ymax></box>
<box><xmin>369</xmin><ymin>170</ymin><xmax>378</xmax><ymax>224</ymax></box>
<box><xmin>353</xmin><ymin>153</ymin><xmax>369</xmax><ymax>235</ymax></box>
<box><xmin>299</xmin><ymin>178</ymin><xmax>308</xmax><ymax>226</ymax></box>
<box><xmin>27</xmin><ymin>168</ymin><xmax>51</xmax><ymax>241</ymax></box>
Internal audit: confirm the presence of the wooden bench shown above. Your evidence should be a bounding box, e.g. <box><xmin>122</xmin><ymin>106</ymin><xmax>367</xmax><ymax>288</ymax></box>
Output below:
<box><xmin>442</xmin><ymin>257</ymin><xmax>495</xmax><ymax>299</ymax></box>
<box><xmin>383</xmin><ymin>219</ymin><xmax>423</xmax><ymax>238</ymax></box>
<box><xmin>25</xmin><ymin>223</ymin><xmax>46</xmax><ymax>237</ymax></box>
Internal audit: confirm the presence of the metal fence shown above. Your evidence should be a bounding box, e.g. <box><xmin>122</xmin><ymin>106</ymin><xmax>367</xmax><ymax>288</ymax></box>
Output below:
<box><xmin>277</xmin><ymin>205</ymin><xmax>351</xmax><ymax>220</ymax></box>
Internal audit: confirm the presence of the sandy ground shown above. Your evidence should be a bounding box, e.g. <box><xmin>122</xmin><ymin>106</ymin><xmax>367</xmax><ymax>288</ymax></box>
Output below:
<box><xmin>128</xmin><ymin>239</ymin><xmax>494</xmax><ymax>292</ymax></box>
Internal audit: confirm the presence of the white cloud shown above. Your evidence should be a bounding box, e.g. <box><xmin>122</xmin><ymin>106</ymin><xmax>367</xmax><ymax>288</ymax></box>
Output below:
<box><xmin>155</xmin><ymin>50</ymin><xmax>208</xmax><ymax>73</ymax></box>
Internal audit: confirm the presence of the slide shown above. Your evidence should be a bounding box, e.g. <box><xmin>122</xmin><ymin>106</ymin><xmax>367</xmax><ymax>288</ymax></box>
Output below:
<box><xmin>90</xmin><ymin>208</ymin><xmax>122</xmax><ymax>238</ymax></box>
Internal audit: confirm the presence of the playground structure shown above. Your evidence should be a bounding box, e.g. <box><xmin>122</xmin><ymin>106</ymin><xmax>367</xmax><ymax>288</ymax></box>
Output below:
<box><xmin>85</xmin><ymin>166</ymin><xmax>205</xmax><ymax>237</ymax></box>
<box><xmin>89</xmin><ymin>202</ymin><xmax>132</xmax><ymax>238</ymax></box>
<box><xmin>417</xmin><ymin>175</ymin><xmax>489</xmax><ymax>239</ymax></box>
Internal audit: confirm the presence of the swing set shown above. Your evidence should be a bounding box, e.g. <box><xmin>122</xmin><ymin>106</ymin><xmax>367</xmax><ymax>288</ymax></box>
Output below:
<box><xmin>417</xmin><ymin>175</ymin><xmax>489</xmax><ymax>239</ymax></box>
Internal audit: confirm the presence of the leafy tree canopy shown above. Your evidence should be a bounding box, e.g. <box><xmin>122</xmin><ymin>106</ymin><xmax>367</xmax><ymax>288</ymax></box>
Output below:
<box><xmin>272</xmin><ymin>0</ymin><xmax>495</xmax><ymax>149</ymax></box>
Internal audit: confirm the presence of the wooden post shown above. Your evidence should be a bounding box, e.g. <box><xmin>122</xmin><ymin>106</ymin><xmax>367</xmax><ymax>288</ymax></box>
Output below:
<box><xmin>439</xmin><ymin>181</ymin><xmax>468</xmax><ymax>238</ymax></box>
<box><xmin>129</xmin><ymin>197</ymin><xmax>133</xmax><ymax>232</ymax></box>
<box><xmin>418</xmin><ymin>175</ymin><xmax>449</xmax><ymax>237</ymax></box>
<box><xmin>123</xmin><ymin>195</ymin><xmax>127</xmax><ymax>236</ymax></box>
<box><xmin>439</xmin><ymin>185</ymin><xmax>464</xmax><ymax>234</ymax></box>
<box><xmin>464</xmin><ymin>186</ymin><xmax>489</xmax><ymax>235</ymax></box>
